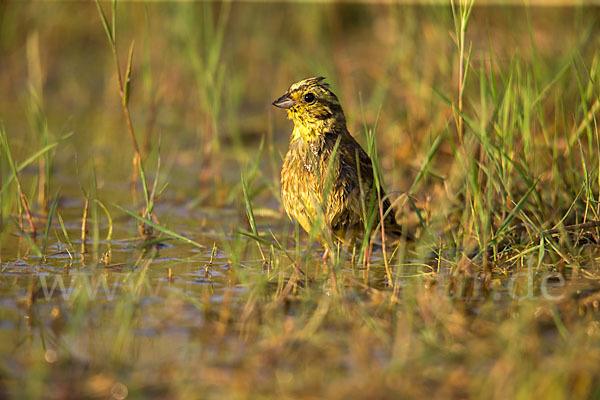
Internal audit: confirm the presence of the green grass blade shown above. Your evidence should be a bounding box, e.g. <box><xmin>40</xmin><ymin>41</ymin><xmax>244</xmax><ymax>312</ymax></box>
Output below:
<box><xmin>11</xmin><ymin>218</ymin><xmax>41</xmax><ymax>258</ymax></box>
<box><xmin>41</xmin><ymin>190</ymin><xmax>61</xmax><ymax>257</ymax></box>
<box><xmin>114</xmin><ymin>204</ymin><xmax>204</xmax><ymax>249</ymax></box>
<box><xmin>492</xmin><ymin>178</ymin><xmax>539</xmax><ymax>244</ymax></box>
<box><xmin>0</xmin><ymin>132</ymin><xmax>73</xmax><ymax>196</ymax></box>
<box><xmin>241</xmin><ymin>173</ymin><xmax>259</xmax><ymax>238</ymax></box>
<box><xmin>94</xmin><ymin>0</ymin><xmax>113</xmax><ymax>43</ymax></box>
<box><xmin>57</xmin><ymin>212</ymin><xmax>74</xmax><ymax>252</ymax></box>
<box><xmin>124</xmin><ymin>40</ymin><xmax>135</xmax><ymax>107</ymax></box>
<box><xmin>409</xmin><ymin>132</ymin><xmax>444</xmax><ymax>194</ymax></box>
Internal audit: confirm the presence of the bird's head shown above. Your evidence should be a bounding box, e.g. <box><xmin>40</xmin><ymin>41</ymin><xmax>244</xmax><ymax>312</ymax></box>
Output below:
<box><xmin>273</xmin><ymin>77</ymin><xmax>346</xmax><ymax>141</ymax></box>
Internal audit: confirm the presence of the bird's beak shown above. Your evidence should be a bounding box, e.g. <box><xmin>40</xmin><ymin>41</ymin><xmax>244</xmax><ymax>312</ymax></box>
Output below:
<box><xmin>272</xmin><ymin>93</ymin><xmax>296</xmax><ymax>109</ymax></box>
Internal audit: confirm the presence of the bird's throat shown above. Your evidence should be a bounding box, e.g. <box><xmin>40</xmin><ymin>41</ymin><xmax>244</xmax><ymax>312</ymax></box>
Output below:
<box><xmin>291</xmin><ymin>125</ymin><xmax>320</xmax><ymax>143</ymax></box>
<box><xmin>290</xmin><ymin>117</ymin><xmax>338</xmax><ymax>143</ymax></box>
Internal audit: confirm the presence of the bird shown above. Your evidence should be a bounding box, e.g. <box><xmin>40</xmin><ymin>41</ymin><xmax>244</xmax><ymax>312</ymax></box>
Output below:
<box><xmin>272</xmin><ymin>76</ymin><xmax>407</xmax><ymax>252</ymax></box>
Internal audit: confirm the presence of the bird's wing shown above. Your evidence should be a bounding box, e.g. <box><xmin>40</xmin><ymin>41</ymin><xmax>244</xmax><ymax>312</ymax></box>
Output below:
<box><xmin>336</xmin><ymin>132</ymin><xmax>402</xmax><ymax>232</ymax></box>
<box><xmin>322</xmin><ymin>132</ymin><xmax>375</xmax><ymax>230</ymax></box>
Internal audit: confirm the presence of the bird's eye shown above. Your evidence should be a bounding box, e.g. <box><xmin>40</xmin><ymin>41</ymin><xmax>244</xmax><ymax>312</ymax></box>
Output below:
<box><xmin>304</xmin><ymin>93</ymin><xmax>316</xmax><ymax>103</ymax></box>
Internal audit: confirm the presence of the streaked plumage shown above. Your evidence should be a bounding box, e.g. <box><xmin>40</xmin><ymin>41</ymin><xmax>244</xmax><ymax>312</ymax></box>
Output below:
<box><xmin>273</xmin><ymin>77</ymin><xmax>404</xmax><ymax>245</ymax></box>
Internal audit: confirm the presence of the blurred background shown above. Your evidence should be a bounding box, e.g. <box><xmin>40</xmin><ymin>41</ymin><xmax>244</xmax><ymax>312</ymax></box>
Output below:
<box><xmin>2</xmin><ymin>2</ymin><xmax>597</xmax><ymax>211</ymax></box>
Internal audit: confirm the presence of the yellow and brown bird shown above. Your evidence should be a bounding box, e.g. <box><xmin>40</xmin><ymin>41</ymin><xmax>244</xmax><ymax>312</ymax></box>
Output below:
<box><xmin>273</xmin><ymin>77</ymin><xmax>407</xmax><ymax>248</ymax></box>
